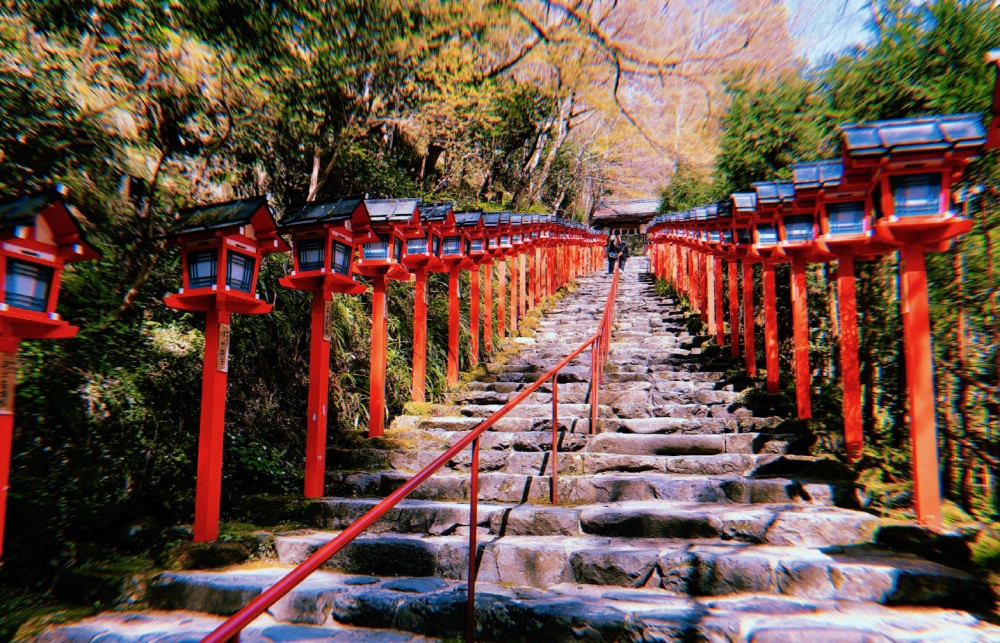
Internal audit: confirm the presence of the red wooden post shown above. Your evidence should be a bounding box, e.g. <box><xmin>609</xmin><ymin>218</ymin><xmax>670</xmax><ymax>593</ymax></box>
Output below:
<box><xmin>194</xmin><ymin>308</ymin><xmax>231</xmax><ymax>542</ymax></box>
<box><xmin>497</xmin><ymin>260</ymin><xmax>506</xmax><ymax>338</ymax></box>
<box><xmin>699</xmin><ymin>253</ymin><xmax>709</xmax><ymax>323</ymax></box>
<box><xmin>729</xmin><ymin>260</ymin><xmax>740</xmax><ymax>357</ymax></box>
<box><xmin>368</xmin><ymin>275</ymin><xmax>389</xmax><ymax>436</ymax></box>
<box><xmin>304</xmin><ymin>291</ymin><xmax>332</xmax><ymax>497</ymax></box>
<box><xmin>900</xmin><ymin>246</ymin><xmax>942</xmax><ymax>529</ymax></box>
<box><xmin>470</xmin><ymin>266</ymin><xmax>480</xmax><ymax>366</ymax></box>
<box><xmin>0</xmin><ymin>339</ymin><xmax>18</xmax><ymax>558</ymax></box>
<box><xmin>706</xmin><ymin>255</ymin><xmax>716</xmax><ymax>332</ymax></box>
<box><xmin>763</xmin><ymin>262</ymin><xmax>779</xmax><ymax>394</ymax></box>
<box><xmin>519</xmin><ymin>252</ymin><xmax>526</xmax><ymax>319</ymax></box>
<box><xmin>531</xmin><ymin>248</ymin><xmax>538</xmax><ymax>308</ymax></box>
<box><xmin>447</xmin><ymin>265</ymin><xmax>461</xmax><ymax>386</ymax></box>
<box><xmin>714</xmin><ymin>256</ymin><xmax>725</xmax><ymax>345</ymax></box>
<box><xmin>743</xmin><ymin>260</ymin><xmax>756</xmax><ymax>376</ymax></box>
<box><xmin>790</xmin><ymin>258</ymin><xmax>811</xmax><ymax>418</ymax></box>
<box><xmin>508</xmin><ymin>258</ymin><xmax>517</xmax><ymax>334</ymax></box>
<box><xmin>836</xmin><ymin>256</ymin><xmax>862</xmax><ymax>461</ymax></box>
<box><xmin>411</xmin><ymin>268</ymin><xmax>428</xmax><ymax>402</ymax></box>
<box><xmin>483</xmin><ymin>263</ymin><xmax>493</xmax><ymax>355</ymax></box>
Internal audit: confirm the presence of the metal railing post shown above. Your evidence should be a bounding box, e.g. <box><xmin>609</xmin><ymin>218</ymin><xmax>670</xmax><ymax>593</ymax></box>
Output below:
<box><xmin>551</xmin><ymin>377</ymin><xmax>559</xmax><ymax>504</ymax></box>
<box><xmin>466</xmin><ymin>436</ymin><xmax>480</xmax><ymax>643</ymax></box>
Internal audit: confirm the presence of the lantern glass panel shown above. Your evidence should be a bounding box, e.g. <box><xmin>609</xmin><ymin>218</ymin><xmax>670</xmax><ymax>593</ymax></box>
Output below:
<box><xmin>443</xmin><ymin>236</ymin><xmax>462</xmax><ymax>255</ymax></box>
<box><xmin>407</xmin><ymin>236</ymin><xmax>428</xmax><ymax>255</ymax></box>
<box><xmin>432</xmin><ymin>234</ymin><xmax>442</xmax><ymax>257</ymax></box>
<box><xmin>512</xmin><ymin>234</ymin><xmax>521</xmax><ymax>243</ymax></box>
<box><xmin>471</xmin><ymin>239</ymin><xmax>483</xmax><ymax>252</ymax></box>
<box><xmin>501</xmin><ymin>235</ymin><xmax>510</xmax><ymax>246</ymax></box>
<box><xmin>5</xmin><ymin>258</ymin><xmax>53</xmax><ymax>312</ymax></box>
<box><xmin>226</xmin><ymin>251</ymin><xmax>256</xmax><ymax>293</ymax></box>
<box><xmin>393</xmin><ymin>236</ymin><xmax>403</xmax><ymax>262</ymax></box>
<box><xmin>722</xmin><ymin>230</ymin><xmax>733</xmax><ymax>243</ymax></box>
<box><xmin>331</xmin><ymin>241</ymin><xmax>352</xmax><ymax>275</ymax></box>
<box><xmin>890</xmin><ymin>173</ymin><xmax>942</xmax><ymax>217</ymax></box>
<box><xmin>783</xmin><ymin>215</ymin><xmax>814</xmax><ymax>242</ymax></box>
<box><xmin>187</xmin><ymin>250</ymin><xmax>218</xmax><ymax>289</ymax></box>
<box><xmin>363</xmin><ymin>234</ymin><xmax>390</xmax><ymax>260</ymax></box>
<box><xmin>756</xmin><ymin>224</ymin><xmax>778</xmax><ymax>244</ymax></box>
<box><xmin>464</xmin><ymin>238</ymin><xmax>471</xmax><ymax>255</ymax></box>
<box><xmin>296</xmin><ymin>238</ymin><xmax>325</xmax><ymax>272</ymax></box>
<box><xmin>826</xmin><ymin>201</ymin><xmax>867</xmax><ymax>236</ymax></box>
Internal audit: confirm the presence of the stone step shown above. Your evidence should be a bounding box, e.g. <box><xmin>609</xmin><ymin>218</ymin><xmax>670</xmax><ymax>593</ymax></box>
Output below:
<box><xmin>325</xmin><ymin>471</ymin><xmax>863</xmax><ymax>507</ymax></box>
<box><xmin>18</xmin><ymin>610</ymin><xmax>436</xmax><ymax>643</ymax></box>
<box><xmin>385</xmin><ymin>427</ymin><xmax>799</xmax><ymax>454</ymax></box>
<box><xmin>139</xmin><ymin>570</ymin><xmax>1000</xmax><ymax>642</ymax></box>
<box><xmin>388</xmin><ymin>414</ymin><xmax>783</xmax><ymax>438</ymax></box>
<box><xmin>335</xmin><ymin>449</ymin><xmax>837</xmax><ymax>478</ymax></box>
<box><xmin>270</xmin><ymin>532</ymin><xmax>984</xmax><ymax>606</ymax></box>
<box><xmin>458</xmin><ymin>403</ymin><xmax>614</xmax><ymax>419</ymax></box>
<box><xmin>309</xmin><ymin>497</ymin><xmax>883</xmax><ymax>547</ymax></box>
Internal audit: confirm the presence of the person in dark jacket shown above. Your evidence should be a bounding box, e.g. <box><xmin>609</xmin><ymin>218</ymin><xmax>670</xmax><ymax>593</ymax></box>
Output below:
<box><xmin>606</xmin><ymin>232</ymin><xmax>622</xmax><ymax>274</ymax></box>
<box><xmin>618</xmin><ymin>237</ymin><xmax>629</xmax><ymax>271</ymax></box>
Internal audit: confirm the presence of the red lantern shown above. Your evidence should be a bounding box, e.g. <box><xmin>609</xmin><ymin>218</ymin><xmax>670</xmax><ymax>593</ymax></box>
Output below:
<box><xmin>352</xmin><ymin>199</ymin><xmax>419</xmax><ymax>437</ymax></box>
<box><xmin>164</xmin><ymin>196</ymin><xmax>289</xmax><ymax>542</ymax></box>
<box><xmin>278</xmin><ymin>197</ymin><xmax>369</xmax><ymax>498</ymax></box>
<box><xmin>0</xmin><ymin>190</ymin><xmax>98</xmax><ymax>557</ymax></box>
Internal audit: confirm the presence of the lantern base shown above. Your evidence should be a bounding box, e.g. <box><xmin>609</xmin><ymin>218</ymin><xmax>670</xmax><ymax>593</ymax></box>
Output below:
<box><xmin>280</xmin><ymin>273</ymin><xmax>365</xmax><ymax>295</ymax></box>
<box><xmin>777</xmin><ymin>242</ymin><xmax>836</xmax><ymax>264</ymax></box>
<box><xmin>354</xmin><ymin>263</ymin><xmax>412</xmax><ymax>281</ymax></box>
<box><xmin>164</xmin><ymin>291</ymin><xmax>273</xmax><ymax>315</ymax></box>
<box><xmin>874</xmin><ymin>217</ymin><xmax>972</xmax><ymax>250</ymax></box>
<box><xmin>817</xmin><ymin>234</ymin><xmax>899</xmax><ymax>258</ymax></box>
<box><xmin>402</xmin><ymin>256</ymin><xmax>446</xmax><ymax>273</ymax></box>
<box><xmin>0</xmin><ymin>309</ymin><xmax>78</xmax><ymax>340</ymax></box>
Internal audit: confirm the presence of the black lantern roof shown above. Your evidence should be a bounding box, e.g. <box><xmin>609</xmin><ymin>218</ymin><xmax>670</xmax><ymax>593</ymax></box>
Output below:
<box><xmin>716</xmin><ymin>199</ymin><xmax>733</xmax><ymax>219</ymax></box>
<box><xmin>366</xmin><ymin>198</ymin><xmax>421</xmax><ymax>223</ymax></box>
<box><xmin>279</xmin><ymin>196</ymin><xmax>364</xmax><ymax>228</ymax></box>
<box><xmin>509</xmin><ymin>213</ymin><xmax>523</xmax><ymax>225</ymax></box>
<box><xmin>174</xmin><ymin>196</ymin><xmax>270</xmax><ymax>234</ymax></box>
<box><xmin>752</xmin><ymin>182</ymin><xmax>795</xmax><ymax>205</ymax></box>
<box><xmin>0</xmin><ymin>190</ymin><xmax>100</xmax><ymax>257</ymax></box>
<box><xmin>839</xmin><ymin>114</ymin><xmax>987</xmax><ymax>156</ymax></box>
<box><xmin>418</xmin><ymin>202</ymin><xmax>453</xmax><ymax>222</ymax></box>
<box><xmin>455</xmin><ymin>211</ymin><xmax>484</xmax><ymax>228</ymax></box>
<box><xmin>483</xmin><ymin>211</ymin><xmax>502</xmax><ymax>227</ymax></box>
<box><xmin>791</xmin><ymin>160</ymin><xmax>844</xmax><ymax>189</ymax></box>
<box><xmin>0</xmin><ymin>191</ymin><xmax>63</xmax><ymax>229</ymax></box>
<box><xmin>733</xmin><ymin>193</ymin><xmax>757</xmax><ymax>213</ymax></box>
<box><xmin>499</xmin><ymin>211</ymin><xmax>512</xmax><ymax>225</ymax></box>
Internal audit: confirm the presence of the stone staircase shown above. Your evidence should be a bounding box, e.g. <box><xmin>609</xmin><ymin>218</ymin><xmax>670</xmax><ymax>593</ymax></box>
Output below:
<box><xmin>23</xmin><ymin>264</ymin><xmax>1000</xmax><ymax>642</ymax></box>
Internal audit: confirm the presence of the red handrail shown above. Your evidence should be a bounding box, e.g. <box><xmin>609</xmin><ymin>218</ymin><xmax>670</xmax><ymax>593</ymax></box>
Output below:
<box><xmin>200</xmin><ymin>268</ymin><xmax>621</xmax><ymax>643</ymax></box>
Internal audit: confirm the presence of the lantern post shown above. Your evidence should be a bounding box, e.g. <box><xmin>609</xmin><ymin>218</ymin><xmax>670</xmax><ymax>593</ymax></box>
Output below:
<box><xmin>428</xmin><ymin>207</ymin><xmax>470</xmax><ymax>386</ymax></box>
<box><xmin>164</xmin><ymin>197</ymin><xmax>288</xmax><ymax>541</ymax></box>
<box><xmin>353</xmin><ymin>199</ymin><xmax>417</xmax><ymax>436</ymax></box>
<box><xmin>730</xmin><ymin>194</ymin><xmax>758</xmax><ymax>373</ymax></box>
<box><xmin>0</xmin><ymin>191</ymin><xmax>98</xmax><ymax>556</ymax></box>
<box><xmin>482</xmin><ymin>212</ymin><xmax>505</xmax><ymax>355</ymax></box>
<box><xmin>495</xmin><ymin>212</ymin><xmax>512</xmax><ymax>340</ymax></box>
<box><xmin>767</xmin><ymin>161</ymin><xmax>839</xmax><ymax>420</ymax></box>
<box><xmin>833</xmin><ymin>113</ymin><xmax>987</xmax><ymax>528</ymax></box>
<box><xmin>279</xmin><ymin>197</ymin><xmax>369</xmax><ymax>497</ymax></box>
<box><xmin>399</xmin><ymin>203</ymin><xmax>449</xmax><ymax>403</ymax></box>
<box><xmin>456</xmin><ymin>211</ymin><xmax>488</xmax><ymax>367</ymax></box>
<box><xmin>749</xmin><ymin>182</ymin><xmax>795</xmax><ymax>394</ymax></box>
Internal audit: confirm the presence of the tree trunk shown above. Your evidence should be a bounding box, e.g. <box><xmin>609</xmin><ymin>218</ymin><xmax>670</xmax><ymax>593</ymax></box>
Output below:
<box><xmin>307</xmin><ymin>152</ymin><xmax>321</xmax><ymax>202</ymax></box>
<box><xmin>527</xmin><ymin>94</ymin><xmax>574</xmax><ymax>205</ymax></box>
